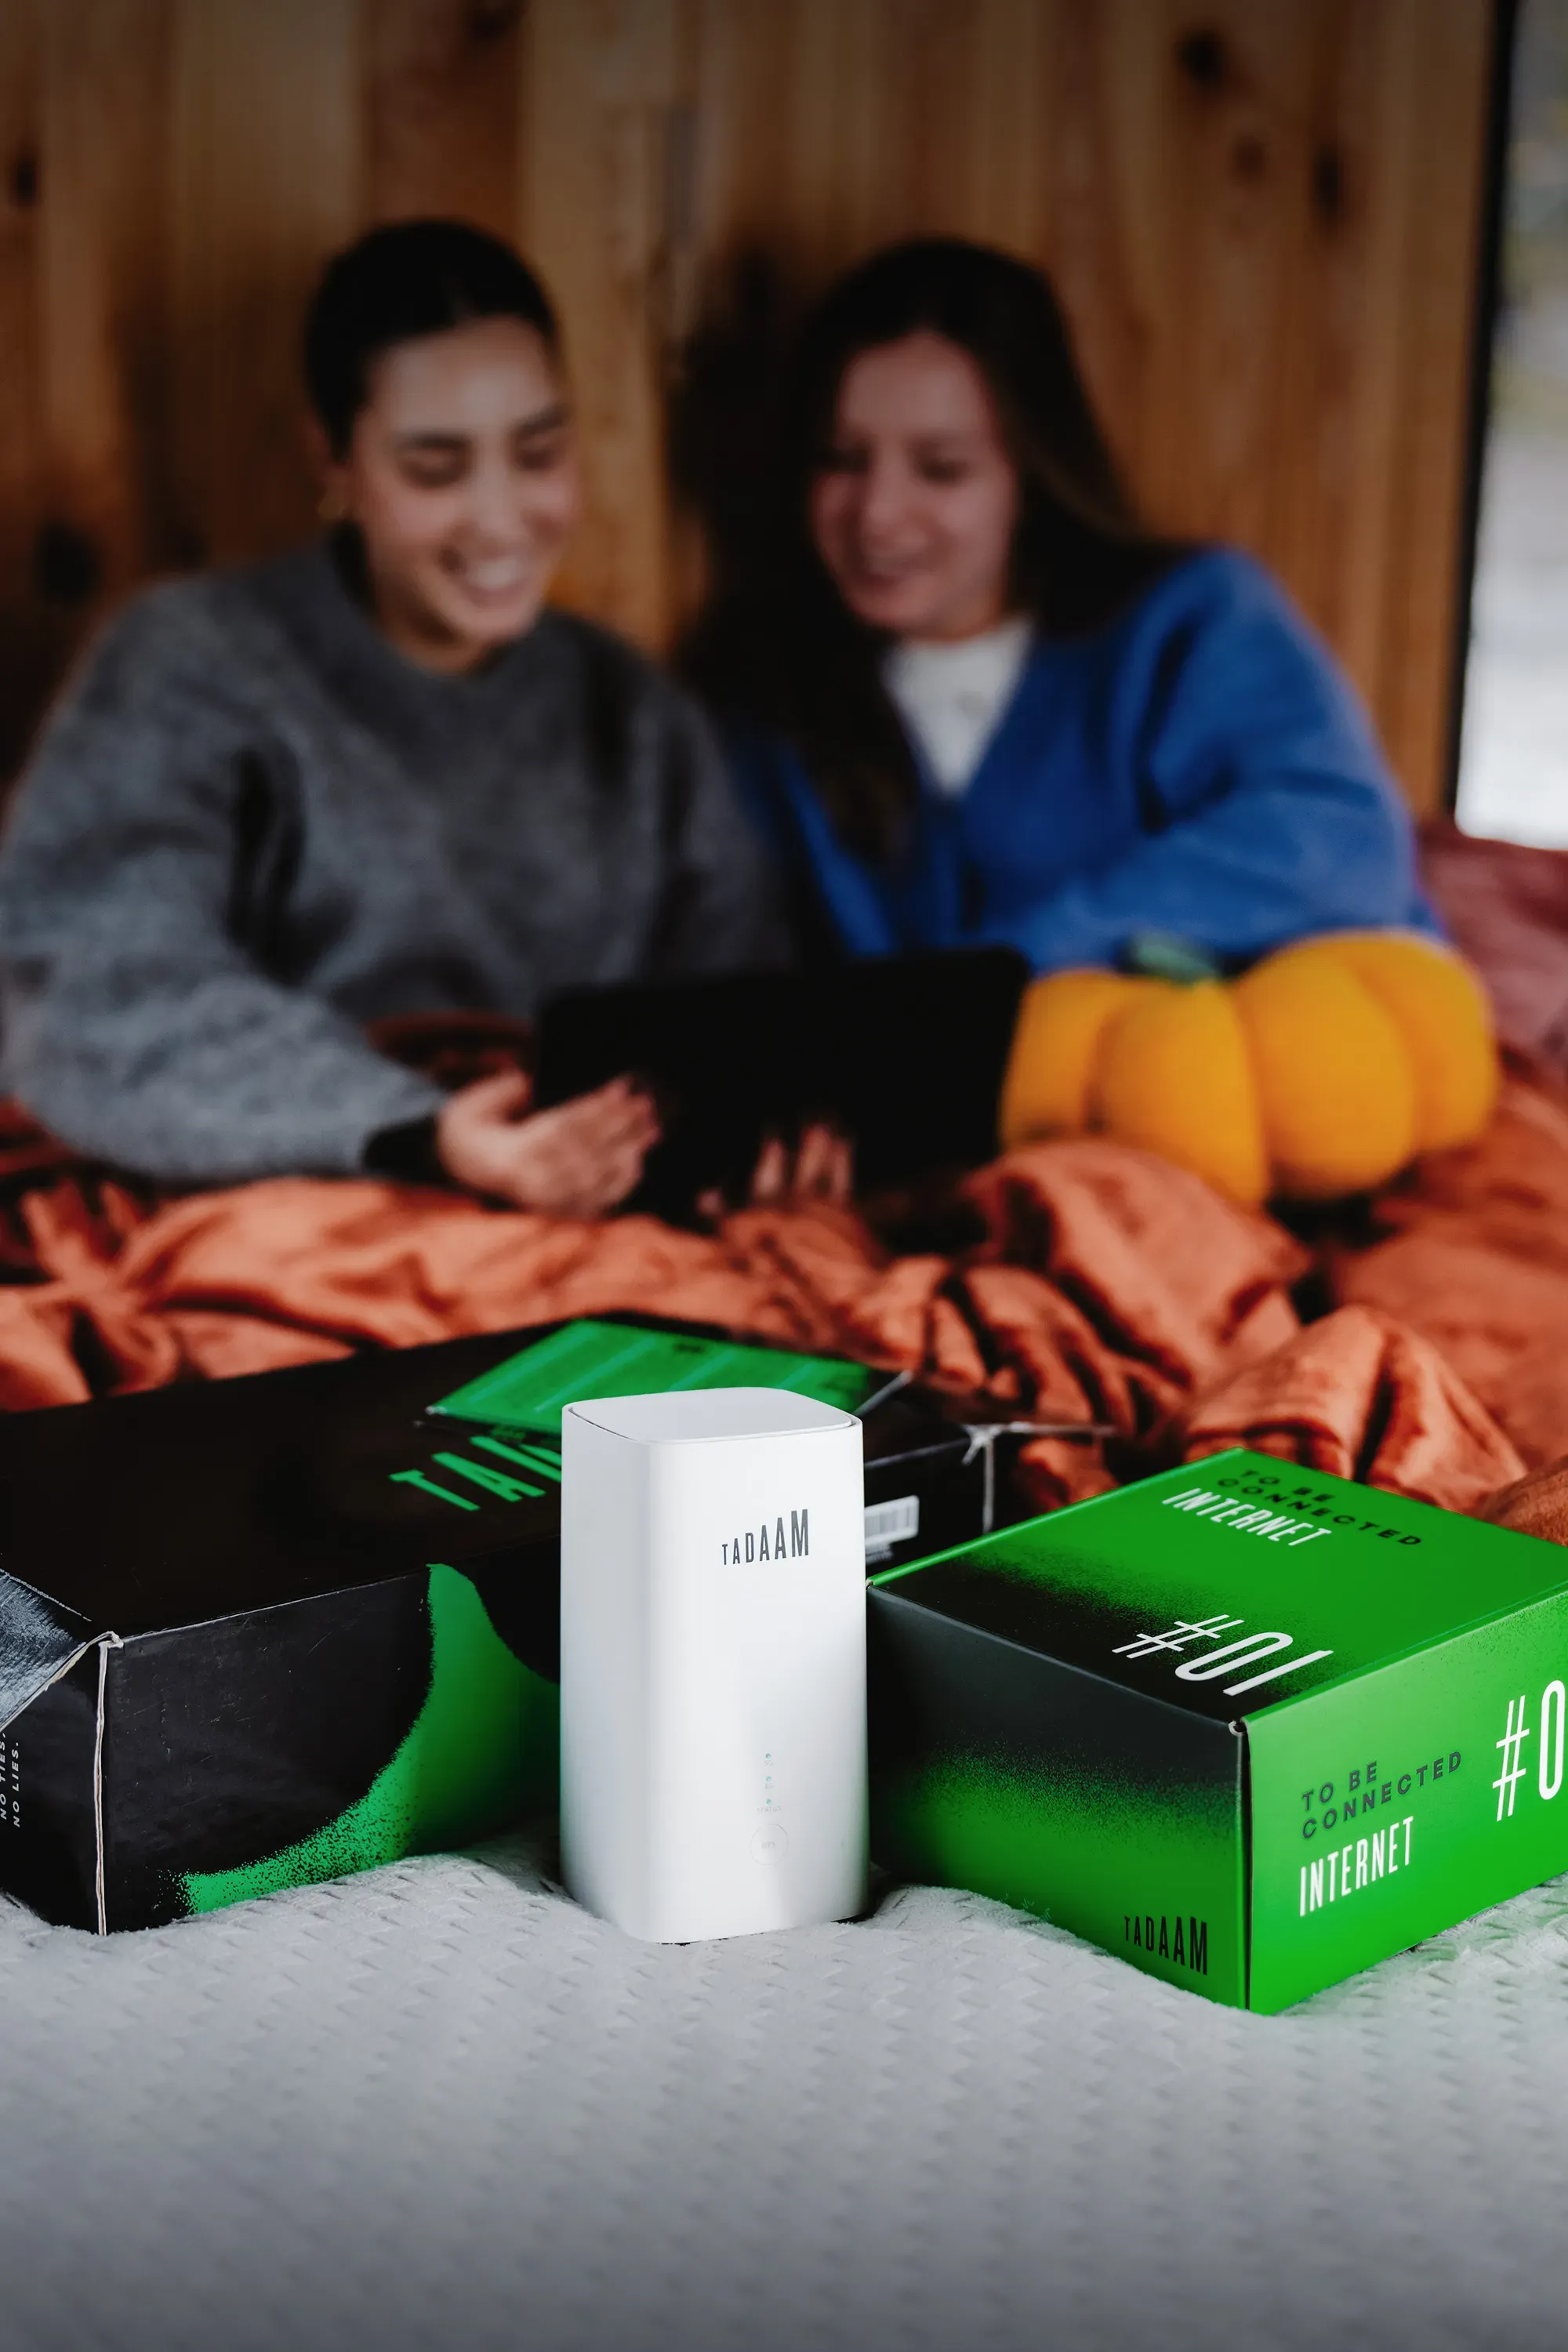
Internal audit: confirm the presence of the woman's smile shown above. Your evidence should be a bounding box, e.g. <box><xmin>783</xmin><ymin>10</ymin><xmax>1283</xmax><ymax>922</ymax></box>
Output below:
<box><xmin>448</xmin><ymin>553</ymin><xmax>532</xmax><ymax>593</ymax></box>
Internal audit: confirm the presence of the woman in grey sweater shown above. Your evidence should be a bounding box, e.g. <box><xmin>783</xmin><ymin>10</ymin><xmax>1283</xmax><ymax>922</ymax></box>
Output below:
<box><xmin>0</xmin><ymin>221</ymin><xmax>782</xmax><ymax>1214</ymax></box>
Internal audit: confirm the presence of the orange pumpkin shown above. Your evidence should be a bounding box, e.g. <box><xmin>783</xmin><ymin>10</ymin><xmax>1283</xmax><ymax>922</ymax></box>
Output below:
<box><xmin>998</xmin><ymin>931</ymin><xmax>1498</xmax><ymax>1206</ymax></box>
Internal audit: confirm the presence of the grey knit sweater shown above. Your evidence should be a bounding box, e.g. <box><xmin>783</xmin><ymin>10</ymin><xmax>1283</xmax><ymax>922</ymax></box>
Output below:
<box><xmin>0</xmin><ymin>542</ymin><xmax>783</xmax><ymax>1183</ymax></box>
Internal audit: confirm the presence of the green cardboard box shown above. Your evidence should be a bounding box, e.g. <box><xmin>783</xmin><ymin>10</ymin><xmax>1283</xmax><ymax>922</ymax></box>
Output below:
<box><xmin>869</xmin><ymin>1450</ymin><xmax>1568</xmax><ymax>2010</ymax></box>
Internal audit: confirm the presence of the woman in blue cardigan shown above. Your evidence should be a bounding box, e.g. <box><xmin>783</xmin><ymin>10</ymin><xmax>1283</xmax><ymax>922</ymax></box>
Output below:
<box><xmin>690</xmin><ymin>238</ymin><xmax>1433</xmax><ymax>971</ymax></box>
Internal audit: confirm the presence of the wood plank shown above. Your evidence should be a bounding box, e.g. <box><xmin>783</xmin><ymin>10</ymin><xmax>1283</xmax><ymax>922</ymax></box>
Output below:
<box><xmin>1299</xmin><ymin>2</ymin><xmax>1414</xmax><ymax>725</ymax></box>
<box><xmin>1036</xmin><ymin>0</ymin><xmax>1163</xmax><ymax>503</ymax></box>
<box><xmin>365</xmin><ymin>0</ymin><xmax>522</xmax><ymax>235</ymax></box>
<box><xmin>1370</xmin><ymin>0</ymin><xmax>1494</xmax><ymax>810</ymax></box>
<box><xmin>0</xmin><ymin>0</ymin><xmax>50</xmax><ymax>776</ymax></box>
<box><xmin>941</xmin><ymin>0</ymin><xmax>1058</xmax><ymax>256</ymax></box>
<box><xmin>0</xmin><ymin>0</ymin><xmax>43</xmax><ymax>563</ymax></box>
<box><xmin>1249</xmin><ymin>0</ymin><xmax>1359</xmax><ymax>620</ymax></box>
<box><xmin>35</xmin><ymin>0</ymin><xmax>177</xmax><ymax>607</ymax></box>
<box><xmin>0</xmin><ymin>0</ymin><xmax>181</xmax><ymax>777</ymax></box>
<box><xmin>167</xmin><ymin>0</ymin><xmax>364</xmax><ymax>567</ymax></box>
<box><xmin>519</xmin><ymin>0</ymin><xmax>685</xmax><ymax>649</ymax></box>
<box><xmin>1141</xmin><ymin>5</ymin><xmax>1317</xmax><ymax>553</ymax></box>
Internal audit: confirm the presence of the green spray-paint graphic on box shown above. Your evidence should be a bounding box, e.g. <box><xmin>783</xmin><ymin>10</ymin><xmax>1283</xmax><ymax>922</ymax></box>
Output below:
<box><xmin>875</xmin><ymin>1744</ymin><xmax>1247</xmax><ymax>2002</ymax></box>
<box><xmin>181</xmin><ymin>1564</ymin><xmax>557</xmax><ymax>1915</ymax></box>
<box><xmin>869</xmin><ymin>1577</ymin><xmax>1251</xmax><ymax>2002</ymax></box>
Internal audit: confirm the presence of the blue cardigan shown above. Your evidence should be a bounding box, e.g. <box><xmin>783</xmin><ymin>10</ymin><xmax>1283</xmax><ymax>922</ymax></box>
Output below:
<box><xmin>731</xmin><ymin>549</ymin><xmax>1436</xmax><ymax>970</ymax></box>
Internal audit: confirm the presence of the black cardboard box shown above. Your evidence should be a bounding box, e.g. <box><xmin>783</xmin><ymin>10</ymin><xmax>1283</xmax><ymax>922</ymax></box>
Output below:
<box><xmin>0</xmin><ymin>1314</ymin><xmax>998</xmax><ymax>1930</ymax></box>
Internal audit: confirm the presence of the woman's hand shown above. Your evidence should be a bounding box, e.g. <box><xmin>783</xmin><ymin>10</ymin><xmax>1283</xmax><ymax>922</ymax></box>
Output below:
<box><xmin>750</xmin><ymin>1120</ymin><xmax>855</xmax><ymax>1206</ymax></box>
<box><xmin>698</xmin><ymin>1120</ymin><xmax>855</xmax><ymax>1221</ymax></box>
<box><xmin>436</xmin><ymin>1068</ymin><xmax>659</xmax><ymax>1218</ymax></box>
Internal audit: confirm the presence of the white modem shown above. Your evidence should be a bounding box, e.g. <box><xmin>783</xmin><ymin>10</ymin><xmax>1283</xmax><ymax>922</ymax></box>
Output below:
<box><xmin>560</xmin><ymin>1386</ymin><xmax>867</xmax><ymax>1943</ymax></box>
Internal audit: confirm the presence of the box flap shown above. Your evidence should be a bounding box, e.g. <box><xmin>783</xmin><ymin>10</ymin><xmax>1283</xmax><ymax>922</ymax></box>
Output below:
<box><xmin>430</xmin><ymin>1317</ymin><xmax>880</xmax><ymax>1432</ymax></box>
<box><xmin>0</xmin><ymin>1570</ymin><xmax>107</xmax><ymax>1735</ymax></box>
<box><xmin>0</xmin><ymin>1322</ymin><xmax>572</xmax><ymax>1635</ymax></box>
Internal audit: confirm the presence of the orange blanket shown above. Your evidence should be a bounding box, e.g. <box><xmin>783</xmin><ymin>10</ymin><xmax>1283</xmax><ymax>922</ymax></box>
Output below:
<box><xmin>0</xmin><ymin>1112</ymin><xmax>1538</xmax><ymax>1520</ymax></box>
<box><xmin>1329</xmin><ymin>1074</ymin><xmax>1568</xmax><ymax>1472</ymax></box>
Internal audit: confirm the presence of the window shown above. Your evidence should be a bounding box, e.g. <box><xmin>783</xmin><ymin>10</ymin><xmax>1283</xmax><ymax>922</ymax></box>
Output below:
<box><xmin>1457</xmin><ymin>0</ymin><xmax>1568</xmax><ymax>846</ymax></box>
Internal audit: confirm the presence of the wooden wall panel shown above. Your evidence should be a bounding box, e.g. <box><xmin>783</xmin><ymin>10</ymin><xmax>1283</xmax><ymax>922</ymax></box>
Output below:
<box><xmin>0</xmin><ymin>0</ymin><xmax>1496</xmax><ymax>815</ymax></box>
<box><xmin>31</xmin><ymin>0</ymin><xmax>176</xmax><ymax>710</ymax></box>
<box><xmin>518</xmin><ymin>0</ymin><xmax>686</xmax><ymax>650</ymax></box>
<box><xmin>365</xmin><ymin>0</ymin><xmax>522</xmax><ymax>236</ymax></box>
<box><xmin>1370</xmin><ymin>0</ymin><xmax>1500</xmax><ymax>805</ymax></box>
<box><xmin>0</xmin><ymin>2</ymin><xmax>49</xmax><ymax>779</ymax></box>
<box><xmin>168</xmin><ymin>0</ymin><xmax>364</xmax><ymax>564</ymax></box>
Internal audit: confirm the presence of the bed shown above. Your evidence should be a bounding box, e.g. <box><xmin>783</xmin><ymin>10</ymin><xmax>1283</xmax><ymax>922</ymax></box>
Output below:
<box><xmin>5</xmin><ymin>1828</ymin><xmax>1568</xmax><ymax>2351</ymax></box>
<box><xmin>4</xmin><ymin>823</ymin><xmax>1568</xmax><ymax>2349</ymax></box>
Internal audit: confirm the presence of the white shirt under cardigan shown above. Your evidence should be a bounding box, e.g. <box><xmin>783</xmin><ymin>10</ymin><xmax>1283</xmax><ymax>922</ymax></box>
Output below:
<box><xmin>883</xmin><ymin>615</ymin><xmax>1034</xmax><ymax>797</ymax></box>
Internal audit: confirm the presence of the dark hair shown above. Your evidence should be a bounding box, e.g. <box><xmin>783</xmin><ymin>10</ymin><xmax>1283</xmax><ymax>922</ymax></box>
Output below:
<box><xmin>303</xmin><ymin>219</ymin><xmax>559</xmax><ymax>456</ymax></box>
<box><xmin>681</xmin><ymin>237</ymin><xmax>1183</xmax><ymax>858</ymax></box>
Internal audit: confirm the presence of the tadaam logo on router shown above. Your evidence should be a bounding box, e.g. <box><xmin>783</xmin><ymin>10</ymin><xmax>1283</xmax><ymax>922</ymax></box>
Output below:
<box><xmin>721</xmin><ymin>1512</ymin><xmax>811</xmax><ymax>1566</ymax></box>
<box><xmin>868</xmin><ymin>1451</ymin><xmax>1568</xmax><ymax>2010</ymax></box>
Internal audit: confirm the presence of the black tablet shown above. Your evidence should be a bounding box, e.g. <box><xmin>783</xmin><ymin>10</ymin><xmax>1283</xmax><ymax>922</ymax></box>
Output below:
<box><xmin>533</xmin><ymin>947</ymin><xmax>1029</xmax><ymax>1220</ymax></box>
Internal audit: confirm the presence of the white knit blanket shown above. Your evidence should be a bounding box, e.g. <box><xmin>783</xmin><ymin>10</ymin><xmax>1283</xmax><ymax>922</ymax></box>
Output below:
<box><xmin>4</xmin><ymin>1840</ymin><xmax>1566</xmax><ymax>2351</ymax></box>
